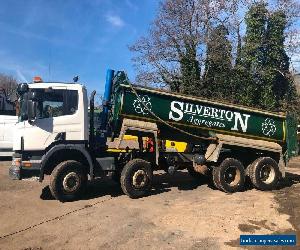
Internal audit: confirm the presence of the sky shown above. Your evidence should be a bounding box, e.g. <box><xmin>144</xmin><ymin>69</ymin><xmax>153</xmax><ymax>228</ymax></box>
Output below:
<box><xmin>0</xmin><ymin>0</ymin><xmax>299</xmax><ymax>98</ymax></box>
<box><xmin>0</xmin><ymin>0</ymin><xmax>159</xmax><ymax>96</ymax></box>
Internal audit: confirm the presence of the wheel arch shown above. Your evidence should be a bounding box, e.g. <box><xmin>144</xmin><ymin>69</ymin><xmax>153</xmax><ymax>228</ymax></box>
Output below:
<box><xmin>39</xmin><ymin>144</ymin><xmax>94</xmax><ymax>181</ymax></box>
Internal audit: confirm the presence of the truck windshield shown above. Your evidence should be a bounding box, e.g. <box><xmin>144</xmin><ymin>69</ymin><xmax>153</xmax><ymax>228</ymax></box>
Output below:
<box><xmin>19</xmin><ymin>89</ymin><xmax>78</xmax><ymax>121</ymax></box>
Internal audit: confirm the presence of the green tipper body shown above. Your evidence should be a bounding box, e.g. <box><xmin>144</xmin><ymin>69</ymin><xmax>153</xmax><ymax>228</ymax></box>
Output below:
<box><xmin>111</xmin><ymin>78</ymin><xmax>297</xmax><ymax>157</ymax></box>
<box><xmin>285</xmin><ymin>114</ymin><xmax>299</xmax><ymax>158</ymax></box>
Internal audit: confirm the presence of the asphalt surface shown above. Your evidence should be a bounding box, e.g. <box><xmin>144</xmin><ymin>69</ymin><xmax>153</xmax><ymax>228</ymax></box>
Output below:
<box><xmin>0</xmin><ymin>157</ymin><xmax>299</xmax><ymax>250</ymax></box>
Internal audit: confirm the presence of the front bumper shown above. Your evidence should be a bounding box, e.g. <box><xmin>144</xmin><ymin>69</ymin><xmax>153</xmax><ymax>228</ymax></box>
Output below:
<box><xmin>9</xmin><ymin>157</ymin><xmax>42</xmax><ymax>180</ymax></box>
<box><xmin>9</xmin><ymin>164</ymin><xmax>21</xmax><ymax>180</ymax></box>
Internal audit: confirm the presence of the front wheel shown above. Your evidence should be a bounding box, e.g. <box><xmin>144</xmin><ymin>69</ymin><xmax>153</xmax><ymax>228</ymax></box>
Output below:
<box><xmin>120</xmin><ymin>159</ymin><xmax>153</xmax><ymax>198</ymax></box>
<box><xmin>50</xmin><ymin>160</ymin><xmax>88</xmax><ymax>202</ymax></box>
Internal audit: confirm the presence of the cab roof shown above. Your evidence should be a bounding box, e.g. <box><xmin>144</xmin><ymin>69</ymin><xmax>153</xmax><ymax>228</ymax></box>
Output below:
<box><xmin>28</xmin><ymin>82</ymin><xmax>85</xmax><ymax>91</ymax></box>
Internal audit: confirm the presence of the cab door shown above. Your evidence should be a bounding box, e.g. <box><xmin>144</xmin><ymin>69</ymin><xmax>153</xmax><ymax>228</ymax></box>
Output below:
<box><xmin>22</xmin><ymin>89</ymin><xmax>80</xmax><ymax>150</ymax></box>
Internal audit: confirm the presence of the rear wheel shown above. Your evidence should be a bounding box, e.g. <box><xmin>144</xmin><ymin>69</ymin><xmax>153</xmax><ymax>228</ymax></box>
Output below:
<box><xmin>249</xmin><ymin>157</ymin><xmax>280</xmax><ymax>190</ymax></box>
<box><xmin>50</xmin><ymin>160</ymin><xmax>87</xmax><ymax>202</ymax></box>
<box><xmin>120</xmin><ymin>159</ymin><xmax>153</xmax><ymax>198</ymax></box>
<box><xmin>212</xmin><ymin>158</ymin><xmax>245</xmax><ymax>193</ymax></box>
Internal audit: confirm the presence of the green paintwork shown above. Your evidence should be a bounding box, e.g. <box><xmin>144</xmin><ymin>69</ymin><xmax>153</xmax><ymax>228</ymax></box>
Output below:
<box><xmin>107</xmin><ymin>71</ymin><xmax>300</xmax><ymax>161</ymax></box>
<box><xmin>285</xmin><ymin>114</ymin><xmax>299</xmax><ymax>158</ymax></box>
<box><xmin>112</xmin><ymin>84</ymin><xmax>287</xmax><ymax>143</ymax></box>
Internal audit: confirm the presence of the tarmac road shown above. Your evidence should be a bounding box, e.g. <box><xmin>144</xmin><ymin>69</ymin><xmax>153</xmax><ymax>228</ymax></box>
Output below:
<box><xmin>0</xmin><ymin>157</ymin><xmax>299</xmax><ymax>250</ymax></box>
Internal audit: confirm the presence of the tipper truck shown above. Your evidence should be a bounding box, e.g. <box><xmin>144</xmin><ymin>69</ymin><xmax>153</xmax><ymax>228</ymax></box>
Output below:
<box><xmin>9</xmin><ymin>70</ymin><xmax>298</xmax><ymax>201</ymax></box>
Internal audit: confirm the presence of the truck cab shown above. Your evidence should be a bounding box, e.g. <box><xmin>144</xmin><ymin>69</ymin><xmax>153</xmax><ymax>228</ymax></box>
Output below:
<box><xmin>14</xmin><ymin>82</ymin><xmax>88</xmax><ymax>152</ymax></box>
<box><xmin>10</xmin><ymin>81</ymin><xmax>90</xmax><ymax>178</ymax></box>
<box><xmin>9</xmin><ymin>72</ymin><xmax>158</xmax><ymax>201</ymax></box>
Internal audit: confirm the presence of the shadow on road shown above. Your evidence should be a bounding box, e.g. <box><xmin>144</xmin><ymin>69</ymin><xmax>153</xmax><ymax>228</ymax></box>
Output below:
<box><xmin>40</xmin><ymin>170</ymin><xmax>208</xmax><ymax>201</ymax></box>
<box><xmin>0</xmin><ymin>157</ymin><xmax>12</xmax><ymax>162</ymax></box>
<box><xmin>40</xmin><ymin>177</ymin><xmax>123</xmax><ymax>201</ymax></box>
<box><xmin>150</xmin><ymin>170</ymin><xmax>210</xmax><ymax>196</ymax></box>
<box><xmin>154</xmin><ymin>169</ymin><xmax>300</xmax><ymax>194</ymax></box>
<box><xmin>275</xmin><ymin>172</ymin><xmax>300</xmax><ymax>190</ymax></box>
<box><xmin>40</xmin><ymin>186</ymin><xmax>55</xmax><ymax>200</ymax></box>
<box><xmin>40</xmin><ymin>170</ymin><xmax>300</xmax><ymax>201</ymax></box>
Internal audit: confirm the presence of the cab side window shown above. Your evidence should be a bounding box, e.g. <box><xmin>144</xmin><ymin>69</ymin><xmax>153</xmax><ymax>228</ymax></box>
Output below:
<box><xmin>37</xmin><ymin>90</ymin><xmax>78</xmax><ymax>118</ymax></box>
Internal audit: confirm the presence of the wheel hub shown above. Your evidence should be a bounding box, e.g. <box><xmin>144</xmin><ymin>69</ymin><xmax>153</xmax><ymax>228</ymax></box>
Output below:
<box><xmin>63</xmin><ymin>172</ymin><xmax>80</xmax><ymax>193</ymax></box>
<box><xmin>132</xmin><ymin>170</ymin><xmax>147</xmax><ymax>189</ymax></box>
<box><xmin>224</xmin><ymin>166</ymin><xmax>241</xmax><ymax>187</ymax></box>
<box><xmin>260</xmin><ymin>165</ymin><xmax>275</xmax><ymax>184</ymax></box>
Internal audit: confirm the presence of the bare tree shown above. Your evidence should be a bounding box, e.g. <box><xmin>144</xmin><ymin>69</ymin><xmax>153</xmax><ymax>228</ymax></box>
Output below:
<box><xmin>130</xmin><ymin>0</ymin><xmax>230</xmax><ymax>94</ymax></box>
<box><xmin>0</xmin><ymin>73</ymin><xmax>18</xmax><ymax>102</ymax></box>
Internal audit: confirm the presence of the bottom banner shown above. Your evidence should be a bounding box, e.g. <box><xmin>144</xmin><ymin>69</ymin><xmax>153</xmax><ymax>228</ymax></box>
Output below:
<box><xmin>240</xmin><ymin>235</ymin><xmax>296</xmax><ymax>246</ymax></box>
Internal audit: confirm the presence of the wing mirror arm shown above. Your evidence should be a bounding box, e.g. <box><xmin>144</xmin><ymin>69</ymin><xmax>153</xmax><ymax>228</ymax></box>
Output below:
<box><xmin>27</xmin><ymin>100</ymin><xmax>37</xmax><ymax>124</ymax></box>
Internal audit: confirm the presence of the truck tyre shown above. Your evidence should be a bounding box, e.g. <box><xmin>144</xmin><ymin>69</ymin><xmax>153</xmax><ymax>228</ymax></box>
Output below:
<box><xmin>212</xmin><ymin>158</ymin><xmax>245</xmax><ymax>193</ymax></box>
<box><xmin>212</xmin><ymin>167</ymin><xmax>221</xmax><ymax>189</ymax></box>
<box><xmin>120</xmin><ymin>159</ymin><xmax>153</xmax><ymax>199</ymax></box>
<box><xmin>50</xmin><ymin>160</ymin><xmax>88</xmax><ymax>202</ymax></box>
<box><xmin>249</xmin><ymin>157</ymin><xmax>280</xmax><ymax>190</ymax></box>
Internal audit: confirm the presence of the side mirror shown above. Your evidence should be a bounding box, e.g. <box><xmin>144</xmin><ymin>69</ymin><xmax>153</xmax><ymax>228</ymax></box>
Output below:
<box><xmin>27</xmin><ymin>100</ymin><xmax>37</xmax><ymax>121</ymax></box>
<box><xmin>17</xmin><ymin>83</ymin><xmax>29</xmax><ymax>95</ymax></box>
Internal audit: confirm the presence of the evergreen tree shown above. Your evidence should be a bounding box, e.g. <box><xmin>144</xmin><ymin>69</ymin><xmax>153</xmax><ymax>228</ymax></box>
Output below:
<box><xmin>240</xmin><ymin>3</ymin><xmax>271</xmax><ymax>108</ymax></box>
<box><xmin>242</xmin><ymin>3</ymin><xmax>268</xmax><ymax>69</ymax></box>
<box><xmin>239</xmin><ymin>3</ymin><xmax>298</xmax><ymax>112</ymax></box>
<box><xmin>203</xmin><ymin>25</ymin><xmax>232</xmax><ymax>100</ymax></box>
<box><xmin>180</xmin><ymin>43</ymin><xmax>202</xmax><ymax>95</ymax></box>
<box><xmin>265</xmin><ymin>10</ymin><xmax>297</xmax><ymax>109</ymax></box>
